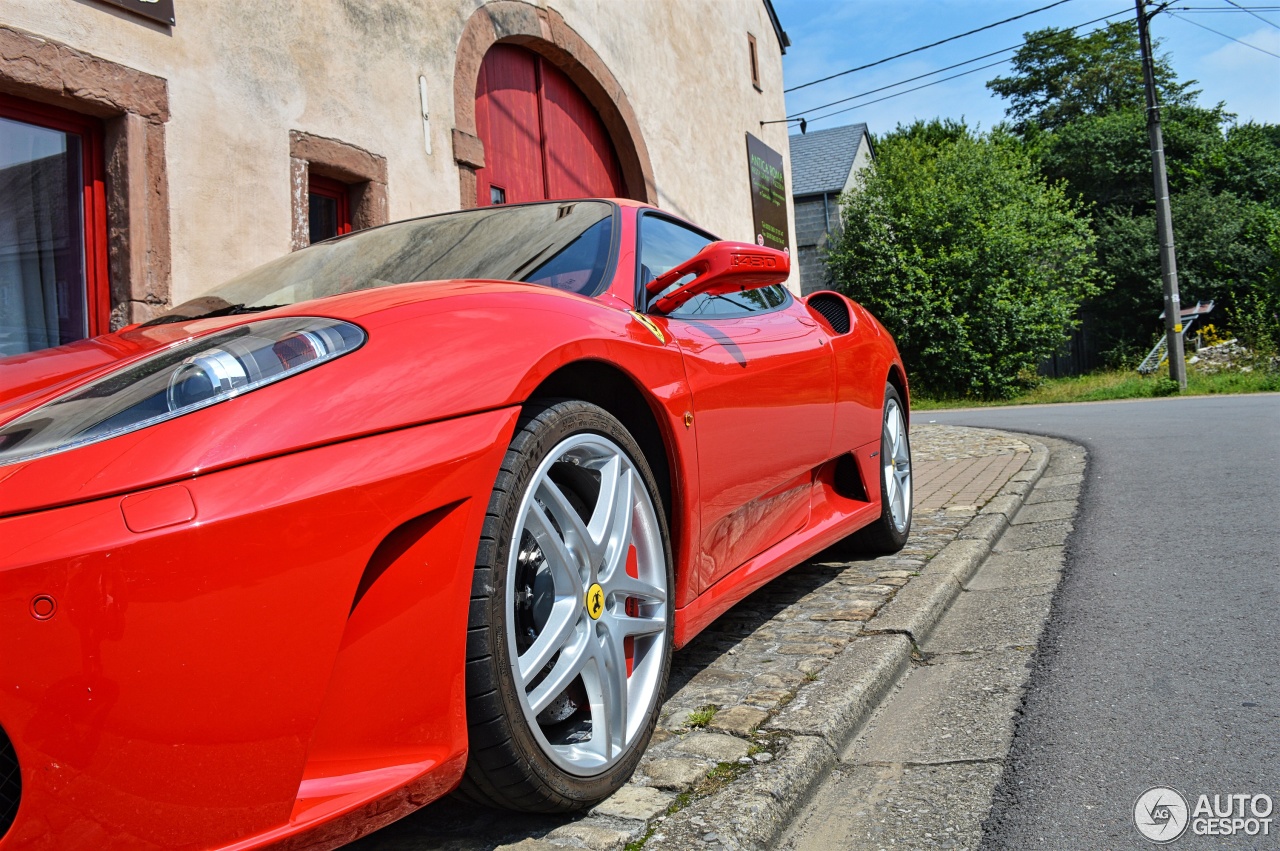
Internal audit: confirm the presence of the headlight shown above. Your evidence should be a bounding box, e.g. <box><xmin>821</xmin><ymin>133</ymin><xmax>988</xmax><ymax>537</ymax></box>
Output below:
<box><xmin>0</xmin><ymin>317</ymin><xmax>365</xmax><ymax>466</ymax></box>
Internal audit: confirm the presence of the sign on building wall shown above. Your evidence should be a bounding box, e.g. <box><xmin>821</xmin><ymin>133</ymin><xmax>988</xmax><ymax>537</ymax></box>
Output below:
<box><xmin>92</xmin><ymin>0</ymin><xmax>175</xmax><ymax>26</ymax></box>
<box><xmin>746</xmin><ymin>133</ymin><xmax>788</xmax><ymax>252</ymax></box>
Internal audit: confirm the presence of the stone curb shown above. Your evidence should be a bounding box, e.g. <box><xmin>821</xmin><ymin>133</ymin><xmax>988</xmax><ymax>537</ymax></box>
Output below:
<box><xmin>864</xmin><ymin>435</ymin><xmax>1049</xmax><ymax>646</ymax></box>
<box><xmin>640</xmin><ymin>433</ymin><xmax>1051</xmax><ymax>851</ymax></box>
<box><xmin>764</xmin><ymin>633</ymin><xmax>913</xmax><ymax>745</ymax></box>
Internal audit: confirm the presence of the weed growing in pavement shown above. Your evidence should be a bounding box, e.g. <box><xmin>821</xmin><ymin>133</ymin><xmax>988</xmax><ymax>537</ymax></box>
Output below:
<box><xmin>621</xmin><ymin>745</ymin><xmax>778</xmax><ymax>851</ymax></box>
<box><xmin>686</xmin><ymin>705</ymin><xmax>718</xmax><ymax>728</ymax></box>
<box><xmin>700</xmin><ymin>761</ymin><xmax>752</xmax><ymax>794</ymax></box>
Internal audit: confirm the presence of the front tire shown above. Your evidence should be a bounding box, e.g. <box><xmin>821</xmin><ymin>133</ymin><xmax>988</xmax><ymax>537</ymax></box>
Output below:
<box><xmin>458</xmin><ymin>400</ymin><xmax>673</xmax><ymax>812</ymax></box>
<box><xmin>850</xmin><ymin>383</ymin><xmax>912</xmax><ymax>553</ymax></box>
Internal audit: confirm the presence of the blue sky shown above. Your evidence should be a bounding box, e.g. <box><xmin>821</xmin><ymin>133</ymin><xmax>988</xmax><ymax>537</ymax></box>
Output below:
<box><xmin>773</xmin><ymin>0</ymin><xmax>1280</xmax><ymax>137</ymax></box>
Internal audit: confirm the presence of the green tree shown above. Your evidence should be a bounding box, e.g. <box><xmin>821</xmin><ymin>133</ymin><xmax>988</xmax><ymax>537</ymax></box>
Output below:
<box><xmin>989</xmin><ymin>19</ymin><xmax>1279</xmax><ymax>362</ymax></box>
<box><xmin>1031</xmin><ymin>104</ymin><xmax>1227</xmax><ymax>208</ymax></box>
<box><xmin>828</xmin><ymin>121</ymin><xmax>1102</xmax><ymax>399</ymax></box>
<box><xmin>1204</xmin><ymin>122</ymin><xmax>1280</xmax><ymax>205</ymax></box>
<box><xmin>987</xmin><ymin>21</ymin><xmax>1195</xmax><ymax>132</ymax></box>
<box><xmin>1089</xmin><ymin>189</ymin><xmax>1280</xmax><ymax>354</ymax></box>
<box><xmin>1025</xmin><ymin>104</ymin><xmax>1270</xmax><ymax>354</ymax></box>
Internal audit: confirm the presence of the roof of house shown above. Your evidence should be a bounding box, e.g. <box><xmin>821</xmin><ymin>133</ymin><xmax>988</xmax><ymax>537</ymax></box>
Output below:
<box><xmin>789</xmin><ymin>123</ymin><xmax>871</xmax><ymax>196</ymax></box>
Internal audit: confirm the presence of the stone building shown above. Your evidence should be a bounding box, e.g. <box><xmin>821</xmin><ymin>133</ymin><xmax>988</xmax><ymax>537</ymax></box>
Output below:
<box><xmin>0</xmin><ymin>0</ymin><xmax>794</xmax><ymax>357</ymax></box>
<box><xmin>789</xmin><ymin>122</ymin><xmax>873</xmax><ymax>295</ymax></box>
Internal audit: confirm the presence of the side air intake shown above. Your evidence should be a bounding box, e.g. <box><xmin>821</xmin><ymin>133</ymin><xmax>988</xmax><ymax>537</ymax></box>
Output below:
<box><xmin>0</xmin><ymin>724</ymin><xmax>19</xmax><ymax>839</ymax></box>
<box><xmin>807</xmin><ymin>292</ymin><xmax>851</xmax><ymax>334</ymax></box>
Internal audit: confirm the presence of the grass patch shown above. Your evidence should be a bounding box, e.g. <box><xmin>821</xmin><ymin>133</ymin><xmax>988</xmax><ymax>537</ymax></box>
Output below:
<box><xmin>698</xmin><ymin>760</ymin><xmax>752</xmax><ymax>794</ymax></box>
<box><xmin>913</xmin><ymin>366</ymin><xmax>1280</xmax><ymax>410</ymax></box>
<box><xmin>686</xmin><ymin>705</ymin><xmax>718</xmax><ymax>728</ymax></box>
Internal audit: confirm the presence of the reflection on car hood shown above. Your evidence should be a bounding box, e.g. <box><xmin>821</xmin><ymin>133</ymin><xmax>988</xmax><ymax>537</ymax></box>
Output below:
<box><xmin>0</xmin><ymin>279</ymin><xmax>576</xmax><ymax>425</ymax></box>
<box><xmin>0</xmin><ymin>278</ymin><xmax>641</xmax><ymax>518</ymax></box>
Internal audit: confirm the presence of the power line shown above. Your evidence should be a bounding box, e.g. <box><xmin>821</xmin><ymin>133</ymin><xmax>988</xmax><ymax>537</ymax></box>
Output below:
<box><xmin>786</xmin><ymin>8</ymin><xmax>1132</xmax><ymax>120</ymax></box>
<box><xmin>804</xmin><ymin>58</ymin><xmax>1016</xmax><ymax>127</ymax></box>
<box><xmin>1168</xmin><ymin>11</ymin><xmax>1280</xmax><ymax>56</ymax></box>
<box><xmin>1220</xmin><ymin>0</ymin><xmax>1280</xmax><ymax>28</ymax></box>
<box><xmin>788</xmin><ymin>49</ymin><xmax>1019</xmax><ymax>120</ymax></box>
<box><xmin>784</xmin><ymin>0</ymin><xmax>1079</xmax><ymax>93</ymax></box>
<box><xmin>783</xmin><ymin>2</ymin><xmax>1277</xmax><ymax>131</ymax></box>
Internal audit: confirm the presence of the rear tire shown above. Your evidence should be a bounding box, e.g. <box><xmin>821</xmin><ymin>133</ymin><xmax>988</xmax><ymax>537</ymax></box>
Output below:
<box><xmin>849</xmin><ymin>383</ymin><xmax>912</xmax><ymax>553</ymax></box>
<box><xmin>458</xmin><ymin>400</ymin><xmax>673</xmax><ymax>812</ymax></box>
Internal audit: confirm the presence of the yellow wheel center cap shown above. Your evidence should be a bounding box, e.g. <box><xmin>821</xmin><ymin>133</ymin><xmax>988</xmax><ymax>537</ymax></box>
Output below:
<box><xmin>585</xmin><ymin>583</ymin><xmax>605</xmax><ymax>620</ymax></box>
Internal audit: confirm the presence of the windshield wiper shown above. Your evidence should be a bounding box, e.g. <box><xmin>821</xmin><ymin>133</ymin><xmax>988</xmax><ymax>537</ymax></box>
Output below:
<box><xmin>142</xmin><ymin>300</ymin><xmax>291</xmax><ymax>326</ymax></box>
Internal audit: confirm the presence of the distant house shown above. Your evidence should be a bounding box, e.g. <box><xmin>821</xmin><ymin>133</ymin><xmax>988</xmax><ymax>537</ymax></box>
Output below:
<box><xmin>790</xmin><ymin>123</ymin><xmax>874</xmax><ymax>295</ymax></box>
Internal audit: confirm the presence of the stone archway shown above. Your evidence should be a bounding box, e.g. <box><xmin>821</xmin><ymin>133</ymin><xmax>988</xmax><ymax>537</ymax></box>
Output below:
<box><xmin>452</xmin><ymin>1</ymin><xmax>655</xmax><ymax>208</ymax></box>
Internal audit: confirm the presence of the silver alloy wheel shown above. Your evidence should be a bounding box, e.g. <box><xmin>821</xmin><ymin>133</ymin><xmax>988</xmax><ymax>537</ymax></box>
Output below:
<box><xmin>505</xmin><ymin>433</ymin><xmax>669</xmax><ymax>776</ymax></box>
<box><xmin>883</xmin><ymin>398</ymin><xmax>912</xmax><ymax>533</ymax></box>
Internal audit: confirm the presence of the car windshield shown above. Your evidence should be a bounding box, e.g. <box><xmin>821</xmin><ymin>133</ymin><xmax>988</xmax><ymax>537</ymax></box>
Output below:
<box><xmin>148</xmin><ymin>201</ymin><xmax>615</xmax><ymax>324</ymax></box>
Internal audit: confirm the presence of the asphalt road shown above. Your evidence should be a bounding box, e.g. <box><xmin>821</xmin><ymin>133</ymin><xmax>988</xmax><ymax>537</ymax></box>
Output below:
<box><xmin>929</xmin><ymin>394</ymin><xmax>1280</xmax><ymax>849</ymax></box>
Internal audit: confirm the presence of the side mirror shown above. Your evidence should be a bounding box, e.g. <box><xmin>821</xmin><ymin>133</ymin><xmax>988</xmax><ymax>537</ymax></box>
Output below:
<box><xmin>645</xmin><ymin>241</ymin><xmax>790</xmax><ymax>314</ymax></box>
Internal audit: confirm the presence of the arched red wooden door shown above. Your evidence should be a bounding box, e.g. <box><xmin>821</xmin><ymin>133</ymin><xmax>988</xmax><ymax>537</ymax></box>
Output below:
<box><xmin>474</xmin><ymin>44</ymin><xmax>624</xmax><ymax>206</ymax></box>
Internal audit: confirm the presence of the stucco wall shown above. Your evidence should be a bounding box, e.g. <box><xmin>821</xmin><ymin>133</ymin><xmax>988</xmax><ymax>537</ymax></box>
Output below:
<box><xmin>0</xmin><ymin>0</ymin><xmax>797</xmax><ymax>304</ymax></box>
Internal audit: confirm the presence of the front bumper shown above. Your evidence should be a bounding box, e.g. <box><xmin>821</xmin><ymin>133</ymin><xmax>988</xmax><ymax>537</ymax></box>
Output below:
<box><xmin>0</xmin><ymin>407</ymin><xmax>519</xmax><ymax>850</ymax></box>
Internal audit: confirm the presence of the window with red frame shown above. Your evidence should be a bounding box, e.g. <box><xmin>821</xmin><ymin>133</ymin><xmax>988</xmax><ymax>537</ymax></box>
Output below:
<box><xmin>307</xmin><ymin>173</ymin><xmax>352</xmax><ymax>244</ymax></box>
<box><xmin>0</xmin><ymin>93</ymin><xmax>107</xmax><ymax>356</ymax></box>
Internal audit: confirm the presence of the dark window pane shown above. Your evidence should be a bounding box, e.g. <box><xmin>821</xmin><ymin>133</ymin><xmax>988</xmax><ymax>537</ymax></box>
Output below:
<box><xmin>490</xmin><ymin>186</ymin><xmax>506</xmax><ymax>205</ymax></box>
<box><xmin>308</xmin><ymin>193</ymin><xmax>339</xmax><ymax>244</ymax></box>
<box><xmin>0</xmin><ymin>116</ymin><xmax>87</xmax><ymax>356</ymax></box>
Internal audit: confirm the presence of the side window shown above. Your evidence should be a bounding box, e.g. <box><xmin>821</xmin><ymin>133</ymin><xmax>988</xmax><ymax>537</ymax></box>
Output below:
<box><xmin>0</xmin><ymin>95</ymin><xmax>107</xmax><ymax>356</ymax></box>
<box><xmin>639</xmin><ymin>216</ymin><xmax>711</xmax><ymax>287</ymax></box>
<box><xmin>638</xmin><ymin>214</ymin><xmax>789</xmax><ymax>318</ymax></box>
<box><xmin>307</xmin><ymin>173</ymin><xmax>352</xmax><ymax>244</ymax></box>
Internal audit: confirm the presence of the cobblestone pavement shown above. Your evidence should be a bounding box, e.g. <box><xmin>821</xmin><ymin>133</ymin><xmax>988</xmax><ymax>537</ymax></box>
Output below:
<box><xmin>349</xmin><ymin>425</ymin><xmax>1034</xmax><ymax>851</ymax></box>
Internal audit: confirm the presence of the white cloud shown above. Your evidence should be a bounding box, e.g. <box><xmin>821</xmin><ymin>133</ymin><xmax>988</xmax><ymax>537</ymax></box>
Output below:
<box><xmin>1185</xmin><ymin>24</ymin><xmax>1280</xmax><ymax>123</ymax></box>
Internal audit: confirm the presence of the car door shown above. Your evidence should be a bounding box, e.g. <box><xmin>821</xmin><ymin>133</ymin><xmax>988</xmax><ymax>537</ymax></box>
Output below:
<box><xmin>637</xmin><ymin>213</ymin><xmax>836</xmax><ymax>593</ymax></box>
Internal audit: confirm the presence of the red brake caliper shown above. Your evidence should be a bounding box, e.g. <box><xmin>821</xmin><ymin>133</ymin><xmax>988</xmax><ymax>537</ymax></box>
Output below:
<box><xmin>624</xmin><ymin>545</ymin><xmax>639</xmax><ymax>677</ymax></box>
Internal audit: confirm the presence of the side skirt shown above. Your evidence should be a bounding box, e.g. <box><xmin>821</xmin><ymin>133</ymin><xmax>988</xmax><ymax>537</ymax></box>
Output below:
<box><xmin>673</xmin><ymin>442</ymin><xmax>882</xmax><ymax>647</ymax></box>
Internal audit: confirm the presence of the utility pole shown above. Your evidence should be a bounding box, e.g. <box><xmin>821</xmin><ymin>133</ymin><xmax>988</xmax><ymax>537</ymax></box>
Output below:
<box><xmin>1135</xmin><ymin>0</ymin><xmax>1187</xmax><ymax>389</ymax></box>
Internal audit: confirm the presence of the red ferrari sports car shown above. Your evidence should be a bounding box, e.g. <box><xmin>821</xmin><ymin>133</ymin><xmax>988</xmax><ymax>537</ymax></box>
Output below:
<box><xmin>0</xmin><ymin>199</ymin><xmax>911</xmax><ymax>850</ymax></box>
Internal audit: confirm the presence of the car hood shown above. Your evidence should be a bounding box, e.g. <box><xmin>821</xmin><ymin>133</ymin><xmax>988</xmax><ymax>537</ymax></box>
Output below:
<box><xmin>0</xmin><ymin>279</ymin><xmax>656</xmax><ymax>517</ymax></box>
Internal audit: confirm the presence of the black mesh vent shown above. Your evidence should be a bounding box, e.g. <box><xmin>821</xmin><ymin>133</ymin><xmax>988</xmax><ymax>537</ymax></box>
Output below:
<box><xmin>0</xmin><ymin>725</ymin><xmax>18</xmax><ymax>838</ymax></box>
<box><xmin>808</xmin><ymin>292</ymin><xmax>851</xmax><ymax>334</ymax></box>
